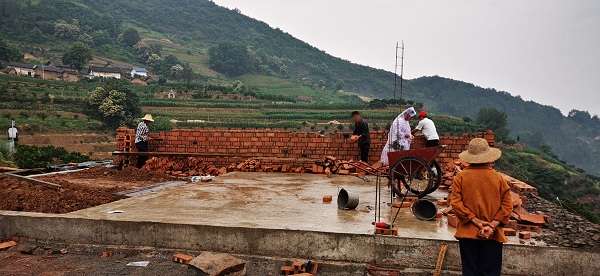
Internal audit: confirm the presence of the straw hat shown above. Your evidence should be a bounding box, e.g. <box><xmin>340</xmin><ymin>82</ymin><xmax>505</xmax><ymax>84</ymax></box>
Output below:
<box><xmin>141</xmin><ymin>114</ymin><xmax>154</xmax><ymax>122</ymax></box>
<box><xmin>458</xmin><ymin>138</ymin><xmax>501</xmax><ymax>164</ymax></box>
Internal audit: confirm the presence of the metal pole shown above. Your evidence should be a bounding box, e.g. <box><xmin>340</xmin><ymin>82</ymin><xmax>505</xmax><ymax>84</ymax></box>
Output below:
<box><xmin>393</xmin><ymin>42</ymin><xmax>398</xmax><ymax>100</ymax></box>
<box><xmin>400</xmin><ymin>40</ymin><xmax>404</xmax><ymax>100</ymax></box>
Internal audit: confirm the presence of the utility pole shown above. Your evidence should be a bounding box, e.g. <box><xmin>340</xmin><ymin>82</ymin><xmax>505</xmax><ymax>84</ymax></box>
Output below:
<box><xmin>393</xmin><ymin>41</ymin><xmax>405</xmax><ymax>100</ymax></box>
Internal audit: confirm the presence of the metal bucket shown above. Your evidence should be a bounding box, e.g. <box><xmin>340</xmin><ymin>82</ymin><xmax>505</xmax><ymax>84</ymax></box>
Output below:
<box><xmin>412</xmin><ymin>199</ymin><xmax>437</xmax><ymax>221</ymax></box>
<box><xmin>337</xmin><ymin>188</ymin><xmax>359</xmax><ymax>210</ymax></box>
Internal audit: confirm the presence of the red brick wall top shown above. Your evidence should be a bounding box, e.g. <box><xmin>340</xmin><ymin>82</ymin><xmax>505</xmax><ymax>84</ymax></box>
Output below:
<box><xmin>116</xmin><ymin>127</ymin><xmax>495</xmax><ymax>167</ymax></box>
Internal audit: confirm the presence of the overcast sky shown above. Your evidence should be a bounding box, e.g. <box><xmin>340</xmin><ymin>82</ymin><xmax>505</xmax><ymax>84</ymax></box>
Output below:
<box><xmin>213</xmin><ymin>0</ymin><xmax>600</xmax><ymax>116</ymax></box>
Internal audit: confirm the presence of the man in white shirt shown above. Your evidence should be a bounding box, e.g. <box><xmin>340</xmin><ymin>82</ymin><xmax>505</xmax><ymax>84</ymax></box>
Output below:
<box><xmin>8</xmin><ymin>124</ymin><xmax>18</xmax><ymax>145</ymax></box>
<box><xmin>412</xmin><ymin>110</ymin><xmax>439</xmax><ymax>147</ymax></box>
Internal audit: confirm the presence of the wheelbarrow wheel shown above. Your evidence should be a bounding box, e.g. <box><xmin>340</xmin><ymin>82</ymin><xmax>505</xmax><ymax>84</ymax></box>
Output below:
<box><xmin>425</xmin><ymin>161</ymin><xmax>442</xmax><ymax>194</ymax></box>
<box><xmin>389</xmin><ymin>156</ymin><xmax>434</xmax><ymax>198</ymax></box>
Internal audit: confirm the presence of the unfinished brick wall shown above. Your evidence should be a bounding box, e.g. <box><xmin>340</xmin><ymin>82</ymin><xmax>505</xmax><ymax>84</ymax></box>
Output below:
<box><xmin>116</xmin><ymin>127</ymin><xmax>495</xmax><ymax>167</ymax></box>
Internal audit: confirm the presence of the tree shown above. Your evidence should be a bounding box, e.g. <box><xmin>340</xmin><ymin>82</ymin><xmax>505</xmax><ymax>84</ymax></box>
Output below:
<box><xmin>62</xmin><ymin>42</ymin><xmax>93</xmax><ymax>71</ymax></box>
<box><xmin>77</xmin><ymin>33</ymin><xmax>93</xmax><ymax>46</ymax></box>
<box><xmin>54</xmin><ymin>20</ymin><xmax>80</xmax><ymax>40</ymax></box>
<box><xmin>86</xmin><ymin>80</ymin><xmax>141</xmax><ymax>128</ymax></box>
<box><xmin>335</xmin><ymin>79</ymin><xmax>345</xmax><ymax>91</ymax></box>
<box><xmin>119</xmin><ymin>28</ymin><xmax>140</xmax><ymax>47</ymax></box>
<box><xmin>0</xmin><ymin>38</ymin><xmax>22</xmax><ymax>62</ymax></box>
<box><xmin>317</xmin><ymin>80</ymin><xmax>326</xmax><ymax>89</ymax></box>
<box><xmin>207</xmin><ymin>41</ymin><xmax>252</xmax><ymax>76</ymax></box>
<box><xmin>476</xmin><ymin>107</ymin><xmax>510</xmax><ymax>140</ymax></box>
<box><xmin>181</xmin><ymin>63</ymin><xmax>194</xmax><ymax>82</ymax></box>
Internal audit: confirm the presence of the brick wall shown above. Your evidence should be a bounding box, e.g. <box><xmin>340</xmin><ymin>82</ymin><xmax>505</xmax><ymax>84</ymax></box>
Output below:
<box><xmin>116</xmin><ymin>127</ymin><xmax>495</xmax><ymax>167</ymax></box>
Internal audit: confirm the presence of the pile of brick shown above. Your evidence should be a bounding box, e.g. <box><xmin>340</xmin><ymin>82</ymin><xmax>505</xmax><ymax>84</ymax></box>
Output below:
<box><xmin>280</xmin><ymin>261</ymin><xmax>318</xmax><ymax>275</ymax></box>
<box><xmin>500</xmin><ymin>173</ymin><xmax>539</xmax><ymax>196</ymax></box>
<box><xmin>439</xmin><ymin>159</ymin><xmax>468</xmax><ymax>190</ymax></box>
<box><xmin>141</xmin><ymin>157</ymin><xmax>227</xmax><ymax>177</ymax></box>
<box><xmin>445</xmin><ymin>190</ymin><xmax>548</xmax><ymax>239</ymax></box>
<box><xmin>226</xmin><ymin>156</ymin><xmax>367</xmax><ymax>177</ymax></box>
<box><xmin>139</xmin><ymin>156</ymin><xmax>381</xmax><ymax>178</ymax></box>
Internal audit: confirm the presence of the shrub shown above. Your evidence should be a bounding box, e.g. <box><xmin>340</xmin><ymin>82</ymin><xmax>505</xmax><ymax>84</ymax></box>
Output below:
<box><xmin>13</xmin><ymin>145</ymin><xmax>90</xmax><ymax>169</ymax></box>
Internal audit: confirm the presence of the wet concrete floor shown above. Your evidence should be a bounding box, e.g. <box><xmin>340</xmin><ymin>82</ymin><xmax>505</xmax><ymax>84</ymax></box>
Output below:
<box><xmin>69</xmin><ymin>172</ymin><xmax>521</xmax><ymax>243</ymax></box>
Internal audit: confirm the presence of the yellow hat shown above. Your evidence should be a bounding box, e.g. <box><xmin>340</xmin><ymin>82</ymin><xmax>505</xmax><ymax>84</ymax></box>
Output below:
<box><xmin>459</xmin><ymin>138</ymin><xmax>501</xmax><ymax>164</ymax></box>
<box><xmin>141</xmin><ymin>114</ymin><xmax>154</xmax><ymax>122</ymax></box>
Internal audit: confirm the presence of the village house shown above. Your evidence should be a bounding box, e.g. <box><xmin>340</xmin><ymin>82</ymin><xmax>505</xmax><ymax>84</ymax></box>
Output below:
<box><xmin>88</xmin><ymin>66</ymin><xmax>123</xmax><ymax>79</ymax></box>
<box><xmin>130</xmin><ymin>67</ymin><xmax>148</xmax><ymax>78</ymax></box>
<box><xmin>35</xmin><ymin>65</ymin><xmax>64</xmax><ymax>81</ymax></box>
<box><xmin>105</xmin><ymin>61</ymin><xmax>132</xmax><ymax>71</ymax></box>
<box><xmin>2</xmin><ymin>62</ymin><xmax>37</xmax><ymax>77</ymax></box>
<box><xmin>46</xmin><ymin>61</ymin><xmax>77</xmax><ymax>73</ymax></box>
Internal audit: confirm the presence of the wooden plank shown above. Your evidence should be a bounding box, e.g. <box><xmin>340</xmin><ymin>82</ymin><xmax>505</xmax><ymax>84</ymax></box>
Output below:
<box><xmin>4</xmin><ymin>173</ymin><xmax>62</xmax><ymax>190</ymax></box>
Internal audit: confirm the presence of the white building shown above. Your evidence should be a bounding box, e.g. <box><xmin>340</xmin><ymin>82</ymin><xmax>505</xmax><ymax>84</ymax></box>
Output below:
<box><xmin>2</xmin><ymin>62</ymin><xmax>37</xmax><ymax>77</ymax></box>
<box><xmin>89</xmin><ymin>66</ymin><xmax>122</xmax><ymax>79</ymax></box>
<box><xmin>131</xmin><ymin>67</ymin><xmax>148</xmax><ymax>78</ymax></box>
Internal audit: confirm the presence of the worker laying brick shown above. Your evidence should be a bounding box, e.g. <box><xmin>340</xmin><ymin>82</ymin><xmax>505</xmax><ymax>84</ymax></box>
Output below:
<box><xmin>451</xmin><ymin>138</ymin><xmax>513</xmax><ymax>276</ymax></box>
<box><xmin>411</xmin><ymin>110</ymin><xmax>439</xmax><ymax>147</ymax></box>
<box><xmin>135</xmin><ymin>114</ymin><xmax>154</xmax><ymax>169</ymax></box>
<box><xmin>349</xmin><ymin>111</ymin><xmax>371</xmax><ymax>163</ymax></box>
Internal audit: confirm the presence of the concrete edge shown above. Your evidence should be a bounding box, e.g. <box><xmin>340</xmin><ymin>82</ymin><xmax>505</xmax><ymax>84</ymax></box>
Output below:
<box><xmin>1</xmin><ymin>212</ymin><xmax>598</xmax><ymax>275</ymax></box>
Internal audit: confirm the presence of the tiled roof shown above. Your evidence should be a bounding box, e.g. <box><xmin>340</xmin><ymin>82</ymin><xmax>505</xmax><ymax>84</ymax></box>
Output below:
<box><xmin>90</xmin><ymin>66</ymin><xmax>122</xmax><ymax>74</ymax></box>
<box><xmin>2</xmin><ymin>62</ymin><xmax>37</xmax><ymax>69</ymax></box>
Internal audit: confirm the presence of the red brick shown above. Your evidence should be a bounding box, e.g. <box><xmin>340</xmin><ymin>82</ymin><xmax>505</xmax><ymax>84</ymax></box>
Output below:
<box><xmin>518</xmin><ymin>231</ymin><xmax>531</xmax><ymax>239</ymax></box>
<box><xmin>281</xmin><ymin>266</ymin><xmax>294</xmax><ymax>275</ymax></box>
<box><xmin>503</xmin><ymin>228</ymin><xmax>517</xmax><ymax>236</ymax></box>
<box><xmin>437</xmin><ymin>199</ymin><xmax>448</xmax><ymax>206</ymax></box>
<box><xmin>392</xmin><ymin>201</ymin><xmax>412</xmax><ymax>208</ymax></box>
<box><xmin>172</xmin><ymin>253</ymin><xmax>195</xmax><ymax>264</ymax></box>
<box><xmin>447</xmin><ymin>214</ymin><xmax>459</xmax><ymax>228</ymax></box>
<box><xmin>0</xmin><ymin>241</ymin><xmax>17</xmax><ymax>250</ymax></box>
<box><xmin>101</xmin><ymin>251</ymin><xmax>113</xmax><ymax>258</ymax></box>
<box><xmin>375</xmin><ymin>227</ymin><xmax>398</xmax><ymax>235</ymax></box>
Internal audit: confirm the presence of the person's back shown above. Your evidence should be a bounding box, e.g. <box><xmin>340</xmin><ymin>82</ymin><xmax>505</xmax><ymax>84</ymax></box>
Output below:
<box><xmin>451</xmin><ymin>165</ymin><xmax>511</xmax><ymax>243</ymax></box>
<box><xmin>450</xmin><ymin>138</ymin><xmax>512</xmax><ymax>276</ymax></box>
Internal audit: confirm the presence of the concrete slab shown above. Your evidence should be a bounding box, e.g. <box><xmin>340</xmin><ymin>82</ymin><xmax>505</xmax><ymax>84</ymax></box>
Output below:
<box><xmin>3</xmin><ymin>172</ymin><xmax>596</xmax><ymax>275</ymax></box>
<box><xmin>67</xmin><ymin>172</ymin><xmax>455</xmax><ymax>240</ymax></box>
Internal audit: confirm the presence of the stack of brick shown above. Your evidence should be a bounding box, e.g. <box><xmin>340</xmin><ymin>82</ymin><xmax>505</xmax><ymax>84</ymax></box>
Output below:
<box><xmin>115</xmin><ymin>128</ymin><xmax>496</xmax><ymax>169</ymax></box>
<box><xmin>500</xmin><ymin>173</ymin><xmax>539</xmax><ymax>196</ymax></box>
<box><xmin>439</xmin><ymin>159</ymin><xmax>469</xmax><ymax>190</ymax></box>
<box><xmin>141</xmin><ymin>157</ymin><xmax>227</xmax><ymax>177</ymax></box>
<box><xmin>445</xmin><ymin>190</ymin><xmax>549</xmax><ymax>238</ymax></box>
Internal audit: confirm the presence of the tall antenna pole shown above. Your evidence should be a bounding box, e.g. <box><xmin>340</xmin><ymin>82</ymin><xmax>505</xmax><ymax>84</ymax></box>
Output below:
<box><xmin>393</xmin><ymin>41</ymin><xmax>405</xmax><ymax>100</ymax></box>
<box><xmin>393</xmin><ymin>42</ymin><xmax>398</xmax><ymax>100</ymax></box>
<box><xmin>399</xmin><ymin>40</ymin><xmax>404</xmax><ymax>100</ymax></box>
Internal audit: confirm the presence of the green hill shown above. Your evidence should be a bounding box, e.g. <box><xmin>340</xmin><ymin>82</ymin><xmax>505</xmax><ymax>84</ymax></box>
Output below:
<box><xmin>1</xmin><ymin>0</ymin><xmax>599</xmax><ymax>177</ymax></box>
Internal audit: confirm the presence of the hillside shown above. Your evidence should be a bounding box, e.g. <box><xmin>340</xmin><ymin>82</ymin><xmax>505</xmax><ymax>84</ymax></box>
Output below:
<box><xmin>1</xmin><ymin>0</ymin><xmax>599</xmax><ymax>176</ymax></box>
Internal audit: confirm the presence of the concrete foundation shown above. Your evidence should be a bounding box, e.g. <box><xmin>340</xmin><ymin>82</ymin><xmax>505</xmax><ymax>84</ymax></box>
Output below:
<box><xmin>1</xmin><ymin>172</ymin><xmax>599</xmax><ymax>275</ymax></box>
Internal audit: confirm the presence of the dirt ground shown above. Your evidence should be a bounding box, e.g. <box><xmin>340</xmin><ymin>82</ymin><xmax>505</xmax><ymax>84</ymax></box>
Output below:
<box><xmin>0</xmin><ymin>241</ymin><xmax>187</xmax><ymax>276</ymax></box>
<box><xmin>0</xmin><ymin>167</ymin><xmax>180</xmax><ymax>214</ymax></box>
<box><xmin>0</xmin><ymin>174</ymin><xmax>124</xmax><ymax>214</ymax></box>
<box><xmin>36</xmin><ymin>167</ymin><xmax>181</xmax><ymax>189</ymax></box>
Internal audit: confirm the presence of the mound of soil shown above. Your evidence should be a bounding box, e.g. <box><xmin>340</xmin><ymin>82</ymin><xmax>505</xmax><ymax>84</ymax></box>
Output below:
<box><xmin>0</xmin><ymin>174</ymin><xmax>125</xmax><ymax>214</ymax></box>
<box><xmin>37</xmin><ymin>167</ymin><xmax>180</xmax><ymax>190</ymax></box>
